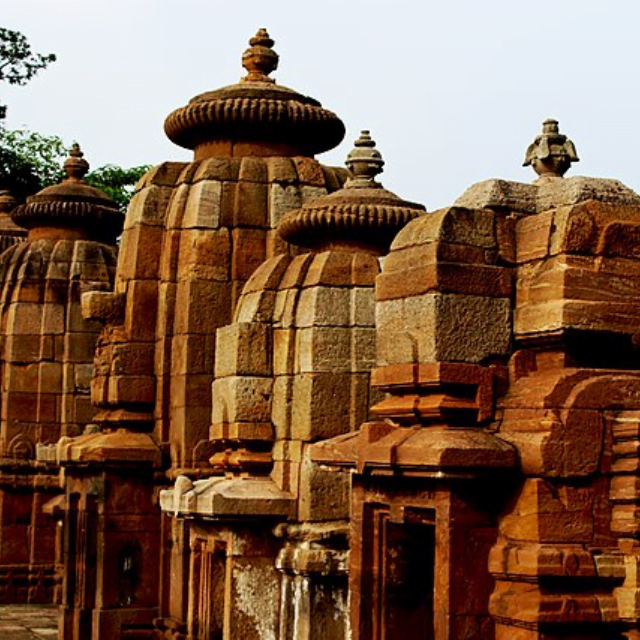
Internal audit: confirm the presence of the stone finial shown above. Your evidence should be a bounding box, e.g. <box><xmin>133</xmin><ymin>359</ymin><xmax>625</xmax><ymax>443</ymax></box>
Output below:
<box><xmin>63</xmin><ymin>143</ymin><xmax>90</xmax><ymax>181</ymax></box>
<box><xmin>0</xmin><ymin>190</ymin><xmax>17</xmax><ymax>214</ymax></box>
<box><xmin>345</xmin><ymin>130</ymin><xmax>385</xmax><ymax>188</ymax></box>
<box><xmin>241</xmin><ymin>28</ymin><xmax>278</xmax><ymax>83</ymax></box>
<box><xmin>524</xmin><ymin>119</ymin><xmax>579</xmax><ymax>179</ymax></box>
<box><xmin>278</xmin><ymin>129</ymin><xmax>425</xmax><ymax>253</ymax></box>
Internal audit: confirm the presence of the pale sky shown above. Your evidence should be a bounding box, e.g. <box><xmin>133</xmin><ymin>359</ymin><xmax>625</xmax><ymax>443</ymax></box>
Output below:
<box><xmin>2</xmin><ymin>0</ymin><xmax>639</xmax><ymax>209</ymax></box>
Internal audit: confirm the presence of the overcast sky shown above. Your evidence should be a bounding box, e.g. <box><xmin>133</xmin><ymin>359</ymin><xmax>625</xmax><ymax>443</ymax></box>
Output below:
<box><xmin>2</xmin><ymin>0</ymin><xmax>639</xmax><ymax>209</ymax></box>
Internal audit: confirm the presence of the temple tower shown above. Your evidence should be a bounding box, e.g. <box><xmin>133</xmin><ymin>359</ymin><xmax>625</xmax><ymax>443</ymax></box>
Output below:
<box><xmin>0</xmin><ymin>145</ymin><xmax>120</xmax><ymax>604</ymax></box>
<box><xmin>312</xmin><ymin>119</ymin><xmax>640</xmax><ymax>639</ymax></box>
<box><xmin>50</xmin><ymin>30</ymin><xmax>349</xmax><ymax>639</ymax></box>
<box><xmin>161</xmin><ymin>130</ymin><xmax>424</xmax><ymax>638</ymax></box>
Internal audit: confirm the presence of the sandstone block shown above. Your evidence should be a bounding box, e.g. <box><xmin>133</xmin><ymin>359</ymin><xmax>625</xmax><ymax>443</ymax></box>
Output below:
<box><xmin>297</xmin><ymin>449</ymin><xmax>350</xmax><ymax>521</ymax></box>
<box><xmin>295</xmin><ymin>286</ymin><xmax>351</xmax><ymax>327</ymax></box>
<box><xmin>118</xmin><ymin>224</ymin><xmax>164</xmax><ymax>281</ymax></box>
<box><xmin>238</xmin><ymin>156</ymin><xmax>268</xmax><ymax>183</ymax></box>
<box><xmin>6</xmin><ymin>302</ymin><xmax>43</xmax><ymax>336</ymax></box>
<box><xmin>377</xmin><ymin>293</ymin><xmax>511</xmax><ymax>366</ymax></box>
<box><xmin>242</xmin><ymin>254</ymin><xmax>293</xmax><ymax>295</ymax></box>
<box><xmin>74</xmin><ymin>363</ymin><xmax>94</xmax><ymax>390</ymax></box>
<box><xmin>499</xmin><ymin>478</ymin><xmax>594</xmax><ymax>543</ymax></box>
<box><xmin>266</xmin><ymin>228</ymin><xmax>289</xmax><ymax>258</ymax></box>
<box><xmin>6</xmin><ymin>335</ymin><xmax>43</xmax><ymax>363</ymax></box>
<box><xmin>211</xmin><ymin>376</ymin><xmax>272</xmax><ymax>424</ymax></box>
<box><xmin>273</xmin><ymin>288</ymin><xmax>299</xmax><ymax>329</ymax></box>
<box><xmin>4</xmin><ymin>362</ymin><xmax>39</xmax><ymax>393</ymax></box>
<box><xmin>293</xmin><ymin>157</ymin><xmax>326</xmax><ymax>186</ymax></box>
<box><xmin>272</xmin><ymin>375</ymin><xmax>293</xmax><ymax>440</ymax></box>
<box><xmin>377</xmin><ymin>257</ymin><xmax>512</xmax><ymax>301</ymax></box>
<box><xmin>516</xmin><ymin>210</ymin><xmax>554</xmax><ymax>263</ymax></box>
<box><xmin>231</xmin><ymin>228</ymin><xmax>267</xmax><ymax>282</ymax></box>
<box><xmin>176</xmin><ymin>228</ymin><xmax>231</xmax><ymax>283</ymax></box>
<box><xmin>277</xmin><ymin>253</ymin><xmax>314</xmax><ymax>289</ymax></box>
<box><xmin>139</xmin><ymin>161</ymin><xmax>188</xmax><ymax>189</ymax></box>
<box><xmin>62</xmin><ymin>332</ymin><xmax>100</xmax><ymax>363</ymax></box>
<box><xmin>81</xmin><ymin>291</ymin><xmax>124</xmax><ymax>322</ymax></box>
<box><xmin>266</xmin><ymin>157</ymin><xmax>298</xmax><ymax>184</ymax></box>
<box><xmin>303</xmin><ymin>251</ymin><xmax>379</xmax><ymax>287</ymax></box>
<box><xmin>351</xmin><ymin>287</ymin><xmax>375</xmax><ymax>326</ymax></box>
<box><xmin>353</xmin><ymin>328</ymin><xmax>376</xmax><ymax>372</ymax></box>
<box><xmin>296</xmin><ymin>326</ymin><xmax>352</xmax><ymax>373</ymax></box>
<box><xmin>272</xmin><ymin>328</ymin><xmax>295</xmax><ymax>376</ymax></box>
<box><xmin>182</xmin><ymin>180</ymin><xmax>222</xmax><ymax>229</ymax></box>
<box><xmin>108</xmin><ymin>375</ymin><xmax>156</xmax><ymax>405</ymax></box>
<box><xmin>123</xmin><ymin>183</ymin><xmax>173</xmax><ymax>230</ymax></box>
<box><xmin>235</xmin><ymin>180</ymin><xmax>268</xmax><ymax>227</ymax></box>
<box><xmin>171</xmin><ymin>374</ymin><xmax>212</xmax><ymax>409</ymax></box>
<box><xmin>291</xmin><ymin>372</ymin><xmax>367</xmax><ymax>441</ymax></box>
<box><xmin>235</xmin><ymin>290</ymin><xmax>276</xmax><ymax>324</ymax></box>
<box><xmin>38</xmin><ymin>361</ymin><xmax>62</xmax><ymax>390</ymax></box>
<box><xmin>269</xmin><ymin>183</ymin><xmax>302</xmax><ymax>228</ymax></box>
<box><xmin>165</xmin><ymin>182</ymin><xmax>191</xmax><ymax>229</ymax></box>
<box><xmin>391</xmin><ymin>206</ymin><xmax>497</xmax><ymax>252</ymax></box>
<box><xmin>171</xmin><ymin>334</ymin><xmax>215</xmax><ymax>376</ymax></box>
<box><xmin>125</xmin><ymin>280</ymin><xmax>159</xmax><ymax>341</ymax></box>
<box><xmin>173</xmin><ymin>280</ymin><xmax>232</xmax><ymax>335</ymax></box>
<box><xmin>192</xmin><ymin>156</ymin><xmax>240</xmax><ymax>183</ymax></box>
<box><xmin>214</xmin><ymin>322</ymin><xmax>271</xmax><ymax>378</ymax></box>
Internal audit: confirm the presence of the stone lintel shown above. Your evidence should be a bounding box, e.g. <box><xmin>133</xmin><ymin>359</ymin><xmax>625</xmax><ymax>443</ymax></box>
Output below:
<box><xmin>160</xmin><ymin>476</ymin><xmax>293</xmax><ymax>519</ymax></box>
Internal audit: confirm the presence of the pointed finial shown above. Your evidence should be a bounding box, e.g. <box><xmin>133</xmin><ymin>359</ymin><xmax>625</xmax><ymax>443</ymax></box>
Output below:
<box><xmin>523</xmin><ymin>119</ymin><xmax>579</xmax><ymax>179</ymax></box>
<box><xmin>241</xmin><ymin>28</ymin><xmax>278</xmax><ymax>83</ymax></box>
<box><xmin>63</xmin><ymin>143</ymin><xmax>90</xmax><ymax>181</ymax></box>
<box><xmin>345</xmin><ymin>131</ymin><xmax>385</xmax><ymax>188</ymax></box>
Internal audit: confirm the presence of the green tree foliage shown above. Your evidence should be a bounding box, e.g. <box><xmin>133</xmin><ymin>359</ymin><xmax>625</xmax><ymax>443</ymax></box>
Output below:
<box><xmin>0</xmin><ymin>128</ymin><xmax>149</xmax><ymax>211</ymax></box>
<box><xmin>0</xmin><ymin>29</ymin><xmax>147</xmax><ymax>212</ymax></box>
<box><xmin>0</xmin><ymin>27</ymin><xmax>56</xmax><ymax>119</ymax></box>
<box><xmin>85</xmin><ymin>164</ymin><xmax>149</xmax><ymax>213</ymax></box>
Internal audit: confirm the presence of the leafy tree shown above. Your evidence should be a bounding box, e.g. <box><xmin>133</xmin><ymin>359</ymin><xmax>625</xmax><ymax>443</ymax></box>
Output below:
<box><xmin>85</xmin><ymin>164</ymin><xmax>149</xmax><ymax>213</ymax></box>
<box><xmin>0</xmin><ymin>28</ymin><xmax>56</xmax><ymax>119</ymax></box>
<box><xmin>0</xmin><ymin>145</ymin><xmax>42</xmax><ymax>202</ymax></box>
<box><xmin>0</xmin><ymin>127</ymin><xmax>149</xmax><ymax>211</ymax></box>
<box><xmin>0</xmin><ymin>30</ymin><xmax>146</xmax><ymax>211</ymax></box>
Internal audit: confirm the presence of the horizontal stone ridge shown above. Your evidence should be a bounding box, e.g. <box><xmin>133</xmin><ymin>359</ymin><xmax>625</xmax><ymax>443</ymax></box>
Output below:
<box><xmin>164</xmin><ymin>95</ymin><xmax>345</xmax><ymax>155</ymax></box>
<box><xmin>13</xmin><ymin>198</ymin><xmax>123</xmax><ymax>242</ymax></box>
<box><xmin>278</xmin><ymin>194</ymin><xmax>424</xmax><ymax>253</ymax></box>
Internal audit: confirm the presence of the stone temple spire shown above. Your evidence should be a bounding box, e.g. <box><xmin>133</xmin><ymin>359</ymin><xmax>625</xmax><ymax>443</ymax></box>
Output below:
<box><xmin>278</xmin><ymin>130</ymin><xmax>425</xmax><ymax>253</ymax></box>
<box><xmin>523</xmin><ymin>118</ymin><xmax>579</xmax><ymax>179</ymax></box>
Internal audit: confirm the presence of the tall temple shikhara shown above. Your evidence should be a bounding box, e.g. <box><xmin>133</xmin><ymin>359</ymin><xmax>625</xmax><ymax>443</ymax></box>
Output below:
<box><xmin>0</xmin><ymin>27</ymin><xmax>639</xmax><ymax>640</ymax></box>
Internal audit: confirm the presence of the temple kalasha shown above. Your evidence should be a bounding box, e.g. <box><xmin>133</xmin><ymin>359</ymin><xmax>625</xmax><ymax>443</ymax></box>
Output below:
<box><xmin>1</xmin><ymin>27</ymin><xmax>640</xmax><ymax>640</ymax></box>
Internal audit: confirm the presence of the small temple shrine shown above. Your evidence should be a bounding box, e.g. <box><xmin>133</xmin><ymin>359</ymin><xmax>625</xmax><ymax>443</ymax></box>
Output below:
<box><xmin>1</xmin><ymin>27</ymin><xmax>639</xmax><ymax>640</ymax></box>
<box><xmin>0</xmin><ymin>146</ymin><xmax>120</xmax><ymax>604</ymax></box>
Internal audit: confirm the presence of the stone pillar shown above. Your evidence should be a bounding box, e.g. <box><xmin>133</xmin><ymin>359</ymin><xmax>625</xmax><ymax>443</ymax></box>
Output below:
<box><xmin>275</xmin><ymin>522</ymin><xmax>349</xmax><ymax>640</ymax></box>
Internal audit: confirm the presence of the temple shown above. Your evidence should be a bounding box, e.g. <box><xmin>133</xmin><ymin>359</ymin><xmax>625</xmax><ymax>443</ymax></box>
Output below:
<box><xmin>1</xmin><ymin>28</ymin><xmax>639</xmax><ymax>640</ymax></box>
<box><xmin>0</xmin><ymin>146</ymin><xmax>120</xmax><ymax>604</ymax></box>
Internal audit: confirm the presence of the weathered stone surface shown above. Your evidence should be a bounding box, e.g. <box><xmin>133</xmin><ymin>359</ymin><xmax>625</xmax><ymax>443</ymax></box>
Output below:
<box><xmin>0</xmin><ymin>148</ymin><xmax>120</xmax><ymax>607</ymax></box>
<box><xmin>376</xmin><ymin>292</ymin><xmax>511</xmax><ymax>366</ymax></box>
